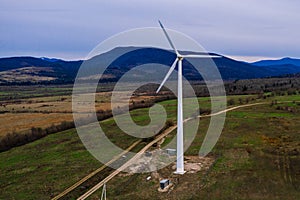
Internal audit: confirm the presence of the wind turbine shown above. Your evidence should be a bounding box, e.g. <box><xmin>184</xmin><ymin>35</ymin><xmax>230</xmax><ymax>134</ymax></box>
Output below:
<box><xmin>156</xmin><ymin>20</ymin><xmax>221</xmax><ymax>174</ymax></box>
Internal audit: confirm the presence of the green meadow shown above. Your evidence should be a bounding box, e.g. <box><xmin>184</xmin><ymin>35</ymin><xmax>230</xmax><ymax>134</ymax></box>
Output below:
<box><xmin>0</xmin><ymin>94</ymin><xmax>299</xmax><ymax>199</ymax></box>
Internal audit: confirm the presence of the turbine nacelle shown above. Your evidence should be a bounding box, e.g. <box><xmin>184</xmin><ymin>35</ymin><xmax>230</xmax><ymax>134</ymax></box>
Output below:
<box><xmin>177</xmin><ymin>55</ymin><xmax>184</xmax><ymax>60</ymax></box>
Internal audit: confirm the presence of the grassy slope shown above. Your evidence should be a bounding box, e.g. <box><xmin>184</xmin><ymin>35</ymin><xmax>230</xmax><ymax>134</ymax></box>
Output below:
<box><xmin>1</xmin><ymin>95</ymin><xmax>300</xmax><ymax>199</ymax></box>
<box><xmin>0</xmin><ymin>97</ymin><xmax>182</xmax><ymax>199</ymax></box>
<box><xmin>201</xmin><ymin>103</ymin><xmax>300</xmax><ymax>200</ymax></box>
<box><xmin>91</xmin><ymin>95</ymin><xmax>300</xmax><ymax>200</ymax></box>
<box><xmin>0</xmin><ymin>129</ymin><xmax>99</xmax><ymax>199</ymax></box>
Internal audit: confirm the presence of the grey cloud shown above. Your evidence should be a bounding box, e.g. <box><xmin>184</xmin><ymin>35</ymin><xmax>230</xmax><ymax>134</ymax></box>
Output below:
<box><xmin>0</xmin><ymin>0</ymin><xmax>299</xmax><ymax>60</ymax></box>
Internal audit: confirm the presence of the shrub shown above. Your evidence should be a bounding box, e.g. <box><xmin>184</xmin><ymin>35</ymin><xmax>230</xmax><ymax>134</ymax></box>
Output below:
<box><xmin>228</xmin><ymin>98</ymin><xmax>235</xmax><ymax>106</ymax></box>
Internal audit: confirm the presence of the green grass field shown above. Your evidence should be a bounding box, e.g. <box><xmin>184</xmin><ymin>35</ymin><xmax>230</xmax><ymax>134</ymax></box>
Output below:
<box><xmin>0</xmin><ymin>94</ymin><xmax>299</xmax><ymax>199</ymax></box>
<box><xmin>91</xmin><ymin>95</ymin><xmax>300</xmax><ymax>199</ymax></box>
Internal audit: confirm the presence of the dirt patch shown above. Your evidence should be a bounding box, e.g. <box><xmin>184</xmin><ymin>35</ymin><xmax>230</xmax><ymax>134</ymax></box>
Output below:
<box><xmin>262</xmin><ymin>134</ymin><xmax>300</xmax><ymax>156</ymax></box>
<box><xmin>174</xmin><ymin>156</ymin><xmax>215</xmax><ymax>174</ymax></box>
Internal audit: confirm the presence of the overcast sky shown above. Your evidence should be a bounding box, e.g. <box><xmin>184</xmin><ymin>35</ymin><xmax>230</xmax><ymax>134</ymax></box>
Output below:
<box><xmin>0</xmin><ymin>0</ymin><xmax>299</xmax><ymax>61</ymax></box>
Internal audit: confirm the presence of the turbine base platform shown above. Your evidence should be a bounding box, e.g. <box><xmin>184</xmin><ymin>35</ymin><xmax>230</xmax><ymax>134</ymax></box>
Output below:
<box><xmin>174</xmin><ymin>170</ymin><xmax>186</xmax><ymax>175</ymax></box>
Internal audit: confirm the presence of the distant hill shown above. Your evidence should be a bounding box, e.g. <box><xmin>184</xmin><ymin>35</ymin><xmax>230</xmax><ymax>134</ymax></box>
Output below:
<box><xmin>253</xmin><ymin>64</ymin><xmax>300</xmax><ymax>76</ymax></box>
<box><xmin>98</xmin><ymin>48</ymin><xmax>290</xmax><ymax>80</ymax></box>
<box><xmin>40</xmin><ymin>57</ymin><xmax>63</xmax><ymax>63</ymax></box>
<box><xmin>1</xmin><ymin>48</ymin><xmax>300</xmax><ymax>85</ymax></box>
<box><xmin>252</xmin><ymin>57</ymin><xmax>300</xmax><ymax>67</ymax></box>
<box><xmin>250</xmin><ymin>57</ymin><xmax>300</xmax><ymax>78</ymax></box>
<box><xmin>0</xmin><ymin>57</ymin><xmax>82</xmax><ymax>84</ymax></box>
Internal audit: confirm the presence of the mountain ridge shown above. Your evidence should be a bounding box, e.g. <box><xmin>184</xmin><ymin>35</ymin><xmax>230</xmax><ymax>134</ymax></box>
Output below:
<box><xmin>0</xmin><ymin>47</ymin><xmax>300</xmax><ymax>85</ymax></box>
<box><xmin>252</xmin><ymin>57</ymin><xmax>300</xmax><ymax>67</ymax></box>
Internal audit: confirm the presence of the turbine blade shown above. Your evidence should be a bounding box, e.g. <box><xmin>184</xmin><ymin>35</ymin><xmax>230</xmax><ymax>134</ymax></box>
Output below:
<box><xmin>156</xmin><ymin>58</ymin><xmax>178</xmax><ymax>93</ymax></box>
<box><xmin>182</xmin><ymin>54</ymin><xmax>222</xmax><ymax>58</ymax></box>
<box><xmin>158</xmin><ymin>20</ymin><xmax>179</xmax><ymax>55</ymax></box>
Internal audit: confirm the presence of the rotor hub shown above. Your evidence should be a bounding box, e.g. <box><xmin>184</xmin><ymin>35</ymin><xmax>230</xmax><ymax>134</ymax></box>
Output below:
<box><xmin>178</xmin><ymin>55</ymin><xmax>184</xmax><ymax>60</ymax></box>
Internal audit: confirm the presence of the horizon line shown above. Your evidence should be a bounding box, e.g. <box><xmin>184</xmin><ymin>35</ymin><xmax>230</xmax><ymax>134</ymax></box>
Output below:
<box><xmin>0</xmin><ymin>51</ymin><xmax>299</xmax><ymax>63</ymax></box>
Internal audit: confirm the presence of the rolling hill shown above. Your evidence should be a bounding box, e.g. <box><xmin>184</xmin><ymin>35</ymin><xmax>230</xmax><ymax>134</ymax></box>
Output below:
<box><xmin>0</xmin><ymin>57</ymin><xmax>82</xmax><ymax>84</ymax></box>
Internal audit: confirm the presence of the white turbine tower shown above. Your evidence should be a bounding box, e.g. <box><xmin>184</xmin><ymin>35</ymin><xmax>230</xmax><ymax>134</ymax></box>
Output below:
<box><xmin>156</xmin><ymin>20</ymin><xmax>221</xmax><ymax>174</ymax></box>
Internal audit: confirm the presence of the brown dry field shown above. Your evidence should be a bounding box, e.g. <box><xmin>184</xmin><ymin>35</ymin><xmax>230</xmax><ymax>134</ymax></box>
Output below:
<box><xmin>0</xmin><ymin>92</ymin><xmax>156</xmax><ymax>137</ymax></box>
<box><xmin>0</xmin><ymin>113</ymin><xmax>73</xmax><ymax>136</ymax></box>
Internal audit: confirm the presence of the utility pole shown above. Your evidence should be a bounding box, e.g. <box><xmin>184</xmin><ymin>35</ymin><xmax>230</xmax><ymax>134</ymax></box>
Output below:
<box><xmin>100</xmin><ymin>183</ymin><xmax>106</xmax><ymax>200</ymax></box>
